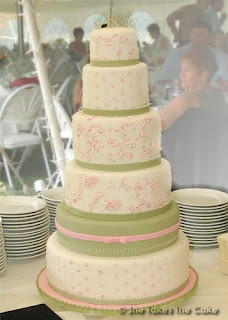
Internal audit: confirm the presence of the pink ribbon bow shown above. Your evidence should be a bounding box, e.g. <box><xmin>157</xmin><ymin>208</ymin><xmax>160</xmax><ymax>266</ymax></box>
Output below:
<box><xmin>105</xmin><ymin>236</ymin><xmax>128</xmax><ymax>244</ymax></box>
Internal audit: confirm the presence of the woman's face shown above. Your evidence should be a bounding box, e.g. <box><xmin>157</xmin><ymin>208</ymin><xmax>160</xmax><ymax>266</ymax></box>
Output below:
<box><xmin>180</xmin><ymin>59</ymin><xmax>206</xmax><ymax>91</ymax></box>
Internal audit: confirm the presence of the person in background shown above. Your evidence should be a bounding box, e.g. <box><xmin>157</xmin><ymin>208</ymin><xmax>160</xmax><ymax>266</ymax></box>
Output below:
<box><xmin>166</xmin><ymin>0</ymin><xmax>209</xmax><ymax>47</ymax></box>
<box><xmin>143</xmin><ymin>23</ymin><xmax>173</xmax><ymax>67</ymax></box>
<box><xmin>212</xmin><ymin>30</ymin><xmax>227</xmax><ymax>52</ymax></box>
<box><xmin>68</xmin><ymin>27</ymin><xmax>88</xmax><ymax>62</ymax></box>
<box><xmin>160</xmin><ymin>48</ymin><xmax>228</xmax><ymax>191</ymax></box>
<box><xmin>205</xmin><ymin>0</ymin><xmax>227</xmax><ymax>33</ymax></box>
<box><xmin>159</xmin><ymin>21</ymin><xmax>228</xmax><ymax>84</ymax></box>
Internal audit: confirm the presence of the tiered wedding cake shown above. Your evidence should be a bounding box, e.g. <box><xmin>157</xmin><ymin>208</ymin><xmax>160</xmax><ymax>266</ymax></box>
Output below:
<box><xmin>37</xmin><ymin>26</ymin><xmax>198</xmax><ymax>315</ymax></box>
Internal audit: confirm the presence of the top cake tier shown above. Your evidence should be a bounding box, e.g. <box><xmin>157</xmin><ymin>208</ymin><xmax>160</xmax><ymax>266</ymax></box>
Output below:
<box><xmin>90</xmin><ymin>27</ymin><xmax>139</xmax><ymax>63</ymax></box>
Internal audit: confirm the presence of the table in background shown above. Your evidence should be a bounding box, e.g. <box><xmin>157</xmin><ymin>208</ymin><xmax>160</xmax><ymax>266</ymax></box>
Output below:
<box><xmin>0</xmin><ymin>247</ymin><xmax>228</xmax><ymax>320</ymax></box>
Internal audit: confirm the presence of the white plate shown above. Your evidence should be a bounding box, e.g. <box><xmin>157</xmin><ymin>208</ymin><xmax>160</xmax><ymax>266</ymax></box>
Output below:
<box><xmin>0</xmin><ymin>196</ymin><xmax>46</xmax><ymax>214</ymax></box>
<box><xmin>0</xmin><ymin>260</ymin><xmax>6</xmax><ymax>268</ymax></box>
<box><xmin>172</xmin><ymin>189</ymin><xmax>228</xmax><ymax>207</ymax></box>
<box><xmin>3</xmin><ymin>216</ymin><xmax>50</xmax><ymax>232</ymax></box>
<box><xmin>5</xmin><ymin>230</ymin><xmax>50</xmax><ymax>243</ymax></box>
<box><xmin>180</xmin><ymin>214</ymin><xmax>228</xmax><ymax>221</ymax></box>
<box><xmin>179</xmin><ymin>209</ymin><xmax>228</xmax><ymax>217</ymax></box>
<box><xmin>180</xmin><ymin>225</ymin><xmax>228</xmax><ymax>233</ymax></box>
<box><xmin>3</xmin><ymin>223</ymin><xmax>50</xmax><ymax>237</ymax></box>
<box><xmin>181</xmin><ymin>228</ymin><xmax>227</xmax><ymax>236</ymax></box>
<box><xmin>189</xmin><ymin>243</ymin><xmax>218</xmax><ymax>248</ymax></box>
<box><xmin>180</xmin><ymin>223</ymin><xmax>227</xmax><ymax>231</ymax></box>
<box><xmin>0</xmin><ymin>208</ymin><xmax>49</xmax><ymax>221</ymax></box>
<box><xmin>180</xmin><ymin>216</ymin><xmax>228</xmax><ymax>223</ymax></box>
<box><xmin>7</xmin><ymin>250</ymin><xmax>46</xmax><ymax>260</ymax></box>
<box><xmin>7</xmin><ymin>247</ymin><xmax>46</xmax><ymax>258</ymax></box>
<box><xmin>2</xmin><ymin>213</ymin><xmax>49</xmax><ymax>228</ymax></box>
<box><xmin>0</xmin><ymin>264</ymin><xmax>7</xmax><ymax>274</ymax></box>
<box><xmin>5</xmin><ymin>240</ymin><xmax>47</xmax><ymax>252</ymax></box>
<box><xmin>42</xmin><ymin>187</ymin><xmax>65</xmax><ymax>202</ymax></box>
<box><xmin>2</xmin><ymin>211</ymin><xmax>49</xmax><ymax>226</ymax></box>
<box><xmin>45</xmin><ymin>200</ymin><xmax>61</xmax><ymax>209</ymax></box>
<box><xmin>178</xmin><ymin>204</ymin><xmax>228</xmax><ymax>212</ymax></box>
<box><xmin>5</xmin><ymin>235</ymin><xmax>48</xmax><ymax>248</ymax></box>
<box><xmin>180</xmin><ymin>219</ymin><xmax>227</xmax><ymax>227</ymax></box>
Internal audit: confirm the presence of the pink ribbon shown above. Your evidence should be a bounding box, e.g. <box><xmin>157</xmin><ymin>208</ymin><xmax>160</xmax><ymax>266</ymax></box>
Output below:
<box><xmin>105</xmin><ymin>237</ymin><xmax>128</xmax><ymax>244</ymax></box>
<box><xmin>56</xmin><ymin>219</ymin><xmax>180</xmax><ymax>245</ymax></box>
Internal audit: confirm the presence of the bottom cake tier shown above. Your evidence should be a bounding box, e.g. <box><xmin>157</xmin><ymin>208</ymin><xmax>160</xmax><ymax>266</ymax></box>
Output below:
<box><xmin>46</xmin><ymin>231</ymin><xmax>189</xmax><ymax>305</ymax></box>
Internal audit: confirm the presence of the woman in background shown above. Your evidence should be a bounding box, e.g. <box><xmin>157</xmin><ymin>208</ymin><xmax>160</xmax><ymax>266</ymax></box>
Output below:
<box><xmin>160</xmin><ymin>48</ymin><xmax>228</xmax><ymax>191</ymax></box>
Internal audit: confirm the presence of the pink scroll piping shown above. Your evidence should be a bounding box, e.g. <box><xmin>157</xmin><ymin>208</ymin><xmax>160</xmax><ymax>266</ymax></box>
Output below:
<box><xmin>55</xmin><ymin>219</ymin><xmax>180</xmax><ymax>245</ymax></box>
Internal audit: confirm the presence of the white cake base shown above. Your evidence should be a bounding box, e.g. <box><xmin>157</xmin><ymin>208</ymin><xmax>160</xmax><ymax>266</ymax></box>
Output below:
<box><xmin>46</xmin><ymin>231</ymin><xmax>189</xmax><ymax>304</ymax></box>
<box><xmin>37</xmin><ymin>266</ymin><xmax>198</xmax><ymax>316</ymax></box>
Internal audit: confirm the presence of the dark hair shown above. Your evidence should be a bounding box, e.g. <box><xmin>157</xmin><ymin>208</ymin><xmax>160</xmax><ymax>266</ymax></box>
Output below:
<box><xmin>182</xmin><ymin>48</ymin><xmax>217</xmax><ymax>81</ymax></box>
<box><xmin>147</xmin><ymin>23</ymin><xmax>160</xmax><ymax>34</ymax></box>
<box><xmin>192</xmin><ymin>21</ymin><xmax>212</xmax><ymax>35</ymax></box>
<box><xmin>73</xmin><ymin>27</ymin><xmax>84</xmax><ymax>37</ymax></box>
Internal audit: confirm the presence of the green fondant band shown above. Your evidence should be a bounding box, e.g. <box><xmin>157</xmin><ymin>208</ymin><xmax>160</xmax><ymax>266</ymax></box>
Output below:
<box><xmin>37</xmin><ymin>267</ymin><xmax>198</xmax><ymax>317</ymax></box>
<box><xmin>60</xmin><ymin>200</ymin><xmax>172</xmax><ymax>221</ymax></box>
<box><xmin>57</xmin><ymin>231</ymin><xmax>178</xmax><ymax>257</ymax></box>
<box><xmin>57</xmin><ymin>201</ymin><xmax>178</xmax><ymax>236</ymax></box>
<box><xmin>82</xmin><ymin>104</ymin><xmax>150</xmax><ymax>117</ymax></box>
<box><xmin>47</xmin><ymin>277</ymin><xmax>188</xmax><ymax>305</ymax></box>
<box><xmin>76</xmin><ymin>157</ymin><xmax>161</xmax><ymax>172</ymax></box>
<box><xmin>90</xmin><ymin>58</ymin><xmax>139</xmax><ymax>67</ymax></box>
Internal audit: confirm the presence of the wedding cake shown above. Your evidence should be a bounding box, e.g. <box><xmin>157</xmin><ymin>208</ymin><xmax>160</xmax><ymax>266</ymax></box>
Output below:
<box><xmin>37</xmin><ymin>26</ymin><xmax>198</xmax><ymax>315</ymax></box>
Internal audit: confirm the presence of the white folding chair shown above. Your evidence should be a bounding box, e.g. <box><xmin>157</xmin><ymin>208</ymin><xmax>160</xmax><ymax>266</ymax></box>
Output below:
<box><xmin>55</xmin><ymin>75</ymin><xmax>75</xmax><ymax>117</ymax></box>
<box><xmin>49</xmin><ymin>96</ymin><xmax>73</xmax><ymax>187</ymax></box>
<box><xmin>0</xmin><ymin>84</ymin><xmax>52</xmax><ymax>191</ymax></box>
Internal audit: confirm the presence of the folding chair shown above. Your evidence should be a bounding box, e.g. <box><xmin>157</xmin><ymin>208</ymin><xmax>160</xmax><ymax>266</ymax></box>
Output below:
<box><xmin>0</xmin><ymin>84</ymin><xmax>52</xmax><ymax>191</ymax></box>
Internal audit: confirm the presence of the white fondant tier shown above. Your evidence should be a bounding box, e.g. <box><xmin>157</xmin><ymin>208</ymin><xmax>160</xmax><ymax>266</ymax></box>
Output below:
<box><xmin>46</xmin><ymin>231</ymin><xmax>189</xmax><ymax>303</ymax></box>
<box><xmin>65</xmin><ymin>159</ymin><xmax>171</xmax><ymax>214</ymax></box>
<box><xmin>72</xmin><ymin>109</ymin><xmax>161</xmax><ymax>166</ymax></box>
<box><xmin>90</xmin><ymin>27</ymin><xmax>139</xmax><ymax>62</ymax></box>
<box><xmin>82</xmin><ymin>63</ymin><xmax>149</xmax><ymax>111</ymax></box>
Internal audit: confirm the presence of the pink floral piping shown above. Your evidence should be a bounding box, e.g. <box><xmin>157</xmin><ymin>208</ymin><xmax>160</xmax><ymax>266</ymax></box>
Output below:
<box><xmin>38</xmin><ymin>267</ymin><xmax>196</xmax><ymax>309</ymax></box>
<box><xmin>55</xmin><ymin>220</ymin><xmax>180</xmax><ymax>244</ymax></box>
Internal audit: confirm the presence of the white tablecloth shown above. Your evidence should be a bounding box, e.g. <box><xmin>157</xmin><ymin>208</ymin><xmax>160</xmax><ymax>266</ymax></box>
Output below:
<box><xmin>0</xmin><ymin>248</ymin><xmax>228</xmax><ymax>320</ymax></box>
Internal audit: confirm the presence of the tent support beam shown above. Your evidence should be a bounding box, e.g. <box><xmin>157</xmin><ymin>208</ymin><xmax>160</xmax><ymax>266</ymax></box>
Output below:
<box><xmin>23</xmin><ymin>0</ymin><xmax>66</xmax><ymax>186</ymax></box>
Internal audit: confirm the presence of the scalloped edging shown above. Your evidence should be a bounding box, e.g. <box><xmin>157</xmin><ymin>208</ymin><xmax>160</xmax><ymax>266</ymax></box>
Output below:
<box><xmin>36</xmin><ymin>266</ymin><xmax>198</xmax><ymax>316</ymax></box>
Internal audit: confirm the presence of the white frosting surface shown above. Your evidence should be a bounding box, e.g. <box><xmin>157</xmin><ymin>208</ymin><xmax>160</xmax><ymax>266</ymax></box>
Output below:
<box><xmin>65</xmin><ymin>159</ymin><xmax>171</xmax><ymax>214</ymax></box>
<box><xmin>90</xmin><ymin>27</ymin><xmax>139</xmax><ymax>61</ymax></box>
<box><xmin>72</xmin><ymin>109</ymin><xmax>161</xmax><ymax>165</ymax></box>
<box><xmin>82</xmin><ymin>63</ymin><xmax>149</xmax><ymax>110</ymax></box>
<box><xmin>47</xmin><ymin>231</ymin><xmax>189</xmax><ymax>302</ymax></box>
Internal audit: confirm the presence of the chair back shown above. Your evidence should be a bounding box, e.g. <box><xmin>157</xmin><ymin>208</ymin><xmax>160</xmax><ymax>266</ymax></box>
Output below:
<box><xmin>0</xmin><ymin>84</ymin><xmax>43</xmax><ymax>125</ymax></box>
<box><xmin>52</xmin><ymin>96</ymin><xmax>72</xmax><ymax>139</ymax></box>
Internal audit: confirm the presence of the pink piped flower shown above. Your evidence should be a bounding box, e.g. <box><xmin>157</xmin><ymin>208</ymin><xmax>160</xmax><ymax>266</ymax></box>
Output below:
<box><xmin>98</xmin><ymin>270</ymin><xmax>103</xmax><ymax>275</ymax></box>
<box><xmin>84</xmin><ymin>176</ymin><xmax>100</xmax><ymax>189</ymax></box>
<box><xmin>106</xmin><ymin>199</ymin><xmax>122</xmax><ymax>212</ymax></box>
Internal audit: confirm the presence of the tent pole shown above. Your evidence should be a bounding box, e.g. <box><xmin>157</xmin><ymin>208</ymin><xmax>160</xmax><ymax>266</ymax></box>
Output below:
<box><xmin>23</xmin><ymin>0</ymin><xmax>66</xmax><ymax>186</ymax></box>
<box><xmin>17</xmin><ymin>0</ymin><xmax>24</xmax><ymax>57</ymax></box>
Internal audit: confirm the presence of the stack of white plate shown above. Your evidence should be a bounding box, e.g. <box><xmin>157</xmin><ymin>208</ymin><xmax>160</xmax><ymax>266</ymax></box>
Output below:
<box><xmin>0</xmin><ymin>217</ymin><xmax>7</xmax><ymax>273</ymax></box>
<box><xmin>0</xmin><ymin>196</ymin><xmax>50</xmax><ymax>259</ymax></box>
<box><xmin>172</xmin><ymin>188</ymin><xmax>228</xmax><ymax>248</ymax></box>
<box><xmin>42</xmin><ymin>187</ymin><xmax>65</xmax><ymax>234</ymax></box>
